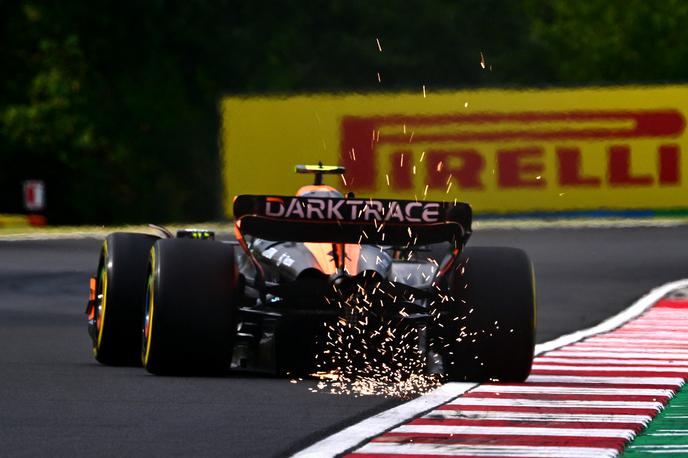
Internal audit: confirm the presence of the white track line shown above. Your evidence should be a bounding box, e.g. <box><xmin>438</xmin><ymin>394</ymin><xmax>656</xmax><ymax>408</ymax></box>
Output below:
<box><xmin>2</xmin><ymin>218</ymin><xmax>686</xmax><ymax>242</ymax></box>
<box><xmin>470</xmin><ymin>385</ymin><xmax>674</xmax><ymax>396</ymax></box>
<box><xmin>444</xmin><ymin>398</ymin><xmax>664</xmax><ymax>409</ymax></box>
<box><xmin>351</xmin><ymin>443</ymin><xmax>619</xmax><ymax>457</ymax></box>
<box><xmin>423</xmin><ymin>410</ymin><xmax>653</xmax><ymax>423</ymax></box>
<box><xmin>391</xmin><ymin>425</ymin><xmax>635</xmax><ymax>439</ymax></box>
<box><xmin>292</xmin><ymin>278</ymin><xmax>688</xmax><ymax>458</ymax></box>
<box><xmin>531</xmin><ymin>365</ymin><xmax>688</xmax><ymax>372</ymax></box>
<box><xmin>0</xmin><ymin>232</ymin><xmax>108</xmax><ymax>241</ymax></box>
<box><xmin>524</xmin><ymin>375</ymin><xmax>684</xmax><ymax>385</ymax></box>
<box><xmin>533</xmin><ymin>279</ymin><xmax>688</xmax><ymax>355</ymax></box>
<box><xmin>0</xmin><ymin>227</ymin><xmax>232</xmax><ymax>242</ymax></box>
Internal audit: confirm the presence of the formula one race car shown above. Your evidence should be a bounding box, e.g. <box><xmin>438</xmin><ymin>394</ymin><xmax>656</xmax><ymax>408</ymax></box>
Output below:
<box><xmin>86</xmin><ymin>164</ymin><xmax>535</xmax><ymax>382</ymax></box>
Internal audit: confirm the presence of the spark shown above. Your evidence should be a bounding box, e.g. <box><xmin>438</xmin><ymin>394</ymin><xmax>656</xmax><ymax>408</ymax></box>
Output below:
<box><xmin>423</xmin><ymin>184</ymin><xmax>429</xmax><ymax>198</ymax></box>
<box><xmin>464</xmin><ymin>102</ymin><xmax>469</xmax><ymax>108</ymax></box>
<box><xmin>419</xmin><ymin>151</ymin><xmax>425</xmax><ymax>162</ymax></box>
<box><xmin>436</xmin><ymin>161</ymin><xmax>443</xmax><ymax>172</ymax></box>
<box><xmin>422</xmin><ymin>85</ymin><xmax>426</xmax><ymax>98</ymax></box>
<box><xmin>480</xmin><ymin>52</ymin><xmax>486</xmax><ymax>69</ymax></box>
<box><xmin>311</xmin><ymin>280</ymin><xmax>442</xmax><ymax>398</ymax></box>
<box><xmin>376</xmin><ymin>38</ymin><xmax>383</xmax><ymax>52</ymax></box>
<box><xmin>385</xmin><ymin>174</ymin><xmax>390</xmax><ymax>186</ymax></box>
<box><xmin>377</xmin><ymin>72</ymin><xmax>381</xmax><ymax>83</ymax></box>
<box><xmin>399</xmin><ymin>153</ymin><xmax>404</xmax><ymax>167</ymax></box>
<box><xmin>311</xmin><ymin>371</ymin><xmax>339</xmax><ymax>381</ymax></box>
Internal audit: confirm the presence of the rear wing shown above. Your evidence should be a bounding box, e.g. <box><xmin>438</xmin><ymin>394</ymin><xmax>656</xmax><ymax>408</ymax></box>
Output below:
<box><xmin>233</xmin><ymin>195</ymin><xmax>472</xmax><ymax>246</ymax></box>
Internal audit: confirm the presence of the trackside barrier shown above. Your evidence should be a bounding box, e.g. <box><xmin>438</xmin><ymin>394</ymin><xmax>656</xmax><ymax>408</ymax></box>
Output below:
<box><xmin>0</xmin><ymin>214</ymin><xmax>47</xmax><ymax>228</ymax></box>
<box><xmin>219</xmin><ymin>86</ymin><xmax>688</xmax><ymax>218</ymax></box>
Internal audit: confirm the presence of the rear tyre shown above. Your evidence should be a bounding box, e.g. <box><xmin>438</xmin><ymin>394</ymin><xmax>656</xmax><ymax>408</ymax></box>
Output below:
<box><xmin>436</xmin><ymin>246</ymin><xmax>536</xmax><ymax>382</ymax></box>
<box><xmin>142</xmin><ymin>239</ymin><xmax>239</xmax><ymax>375</ymax></box>
<box><xmin>91</xmin><ymin>232</ymin><xmax>159</xmax><ymax>366</ymax></box>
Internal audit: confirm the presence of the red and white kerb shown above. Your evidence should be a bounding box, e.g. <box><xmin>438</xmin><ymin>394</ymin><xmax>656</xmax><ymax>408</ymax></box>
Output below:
<box><xmin>345</xmin><ymin>298</ymin><xmax>688</xmax><ymax>458</ymax></box>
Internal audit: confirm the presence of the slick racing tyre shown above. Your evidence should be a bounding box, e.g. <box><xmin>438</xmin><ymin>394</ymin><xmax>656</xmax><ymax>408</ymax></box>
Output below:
<box><xmin>436</xmin><ymin>246</ymin><xmax>536</xmax><ymax>382</ymax></box>
<box><xmin>90</xmin><ymin>233</ymin><xmax>159</xmax><ymax>366</ymax></box>
<box><xmin>142</xmin><ymin>239</ymin><xmax>239</xmax><ymax>375</ymax></box>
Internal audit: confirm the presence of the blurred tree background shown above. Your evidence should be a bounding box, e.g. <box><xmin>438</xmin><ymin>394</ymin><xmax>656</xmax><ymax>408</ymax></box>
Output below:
<box><xmin>1</xmin><ymin>0</ymin><xmax>687</xmax><ymax>223</ymax></box>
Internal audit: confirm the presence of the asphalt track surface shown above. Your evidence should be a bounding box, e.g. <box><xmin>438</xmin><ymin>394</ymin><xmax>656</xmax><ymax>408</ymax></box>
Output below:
<box><xmin>1</xmin><ymin>225</ymin><xmax>688</xmax><ymax>457</ymax></box>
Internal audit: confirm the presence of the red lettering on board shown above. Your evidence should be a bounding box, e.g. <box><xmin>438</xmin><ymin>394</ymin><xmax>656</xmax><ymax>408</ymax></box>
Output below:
<box><xmin>497</xmin><ymin>147</ymin><xmax>546</xmax><ymax>188</ymax></box>
<box><xmin>389</xmin><ymin>151</ymin><xmax>413</xmax><ymax>190</ymax></box>
<box><xmin>426</xmin><ymin>150</ymin><xmax>485</xmax><ymax>190</ymax></box>
<box><xmin>608</xmin><ymin>145</ymin><xmax>653</xmax><ymax>186</ymax></box>
<box><xmin>557</xmin><ymin>147</ymin><xmax>602</xmax><ymax>187</ymax></box>
<box><xmin>659</xmin><ymin>145</ymin><xmax>680</xmax><ymax>185</ymax></box>
<box><xmin>339</xmin><ymin>110</ymin><xmax>685</xmax><ymax>191</ymax></box>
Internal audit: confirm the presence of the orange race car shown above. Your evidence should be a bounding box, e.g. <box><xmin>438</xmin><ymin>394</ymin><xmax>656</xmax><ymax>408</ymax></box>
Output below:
<box><xmin>86</xmin><ymin>164</ymin><xmax>536</xmax><ymax>381</ymax></box>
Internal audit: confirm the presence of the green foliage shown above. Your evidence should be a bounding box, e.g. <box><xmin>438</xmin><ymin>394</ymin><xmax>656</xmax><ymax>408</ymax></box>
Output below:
<box><xmin>524</xmin><ymin>0</ymin><xmax>688</xmax><ymax>84</ymax></box>
<box><xmin>1</xmin><ymin>0</ymin><xmax>686</xmax><ymax>223</ymax></box>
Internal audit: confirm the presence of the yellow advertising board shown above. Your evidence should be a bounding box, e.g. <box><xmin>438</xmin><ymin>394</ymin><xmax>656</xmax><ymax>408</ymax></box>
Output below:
<box><xmin>220</xmin><ymin>86</ymin><xmax>688</xmax><ymax>217</ymax></box>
